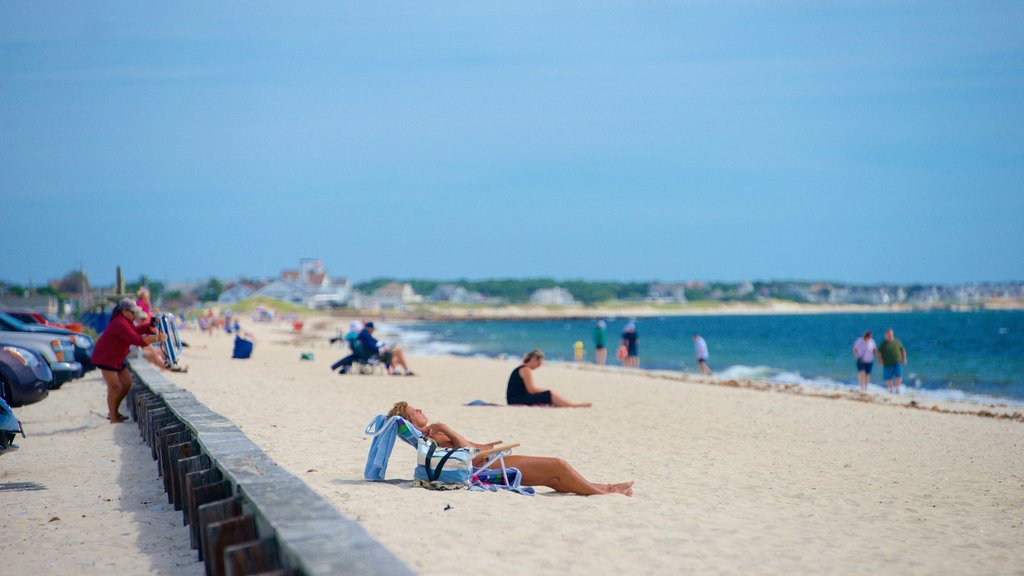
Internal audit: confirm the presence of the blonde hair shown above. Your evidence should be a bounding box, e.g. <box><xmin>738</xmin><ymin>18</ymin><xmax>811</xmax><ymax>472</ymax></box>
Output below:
<box><xmin>387</xmin><ymin>401</ymin><xmax>409</xmax><ymax>420</ymax></box>
<box><xmin>522</xmin><ymin>348</ymin><xmax>545</xmax><ymax>363</ymax></box>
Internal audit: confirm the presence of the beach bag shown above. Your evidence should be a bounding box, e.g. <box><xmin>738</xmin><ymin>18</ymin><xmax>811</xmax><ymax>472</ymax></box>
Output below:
<box><xmin>616</xmin><ymin>344</ymin><xmax>628</xmax><ymax>361</ymax></box>
<box><xmin>232</xmin><ymin>336</ymin><xmax>254</xmax><ymax>359</ymax></box>
<box><xmin>413</xmin><ymin>436</ymin><xmax>476</xmax><ymax>490</ymax></box>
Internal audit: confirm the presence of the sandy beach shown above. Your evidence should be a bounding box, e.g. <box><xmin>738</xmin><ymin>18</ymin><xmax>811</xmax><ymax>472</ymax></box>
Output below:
<box><xmin>0</xmin><ymin>371</ymin><xmax>203</xmax><ymax>575</ymax></box>
<box><xmin>165</xmin><ymin>319</ymin><xmax>1021</xmax><ymax>574</ymax></box>
<box><xmin>3</xmin><ymin>317</ymin><xmax>1022</xmax><ymax>575</ymax></box>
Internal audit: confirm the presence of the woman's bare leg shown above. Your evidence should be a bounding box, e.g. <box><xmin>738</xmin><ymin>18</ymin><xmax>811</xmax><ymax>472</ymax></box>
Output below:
<box><xmin>392</xmin><ymin>348</ymin><xmax>410</xmax><ymax>372</ymax></box>
<box><xmin>499</xmin><ymin>455</ymin><xmax>632</xmax><ymax>496</ymax></box>
<box><xmin>113</xmin><ymin>369</ymin><xmax>133</xmax><ymax>419</ymax></box>
<box><xmin>549</xmin><ymin>390</ymin><xmax>591</xmax><ymax>408</ymax></box>
<box><xmin>101</xmin><ymin>369</ymin><xmax>125</xmax><ymax>423</ymax></box>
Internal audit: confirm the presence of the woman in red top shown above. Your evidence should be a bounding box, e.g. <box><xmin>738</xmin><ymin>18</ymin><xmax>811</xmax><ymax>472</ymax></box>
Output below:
<box><xmin>92</xmin><ymin>298</ymin><xmax>165</xmax><ymax>423</ymax></box>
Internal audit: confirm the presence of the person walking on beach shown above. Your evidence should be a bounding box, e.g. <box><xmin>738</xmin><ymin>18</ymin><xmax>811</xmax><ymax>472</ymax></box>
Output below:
<box><xmin>693</xmin><ymin>333</ymin><xmax>712</xmax><ymax>376</ymax></box>
<box><xmin>593</xmin><ymin>320</ymin><xmax>608</xmax><ymax>365</ymax></box>
<box><xmin>621</xmin><ymin>322</ymin><xmax>639</xmax><ymax>368</ymax></box>
<box><xmin>852</xmin><ymin>331</ymin><xmax>877</xmax><ymax>393</ymax></box>
<box><xmin>878</xmin><ymin>328</ymin><xmax>907</xmax><ymax>394</ymax></box>
<box><xmin>91</xmin><ymin>298</ymin><xmax>166</xmax><ymax>423</ymax></box>
<box><xmin>507</xmin><ymin>349</ymin><xmax>591</xmax><ymax>407</ymax></box>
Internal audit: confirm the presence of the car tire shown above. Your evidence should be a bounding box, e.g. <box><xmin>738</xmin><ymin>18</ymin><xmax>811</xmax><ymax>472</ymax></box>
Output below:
<box><xmin>0</xmin><ymin>375</ymin><xmax>13</xmax><ymax>406</ymax></box>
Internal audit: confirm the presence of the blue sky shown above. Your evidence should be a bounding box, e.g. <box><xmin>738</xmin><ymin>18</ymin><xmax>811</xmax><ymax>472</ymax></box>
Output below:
<box><xmin>2</xmin><ymin>1</ymin><xmax>1022</xmax><ymax>286</ymax></box>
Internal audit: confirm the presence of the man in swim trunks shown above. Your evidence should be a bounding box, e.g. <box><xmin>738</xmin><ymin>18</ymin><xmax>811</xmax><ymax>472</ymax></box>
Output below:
<box><xmin>878</xmin><ymin>328</ymin><xmax>907</xmax><ymax>394</ymax></box>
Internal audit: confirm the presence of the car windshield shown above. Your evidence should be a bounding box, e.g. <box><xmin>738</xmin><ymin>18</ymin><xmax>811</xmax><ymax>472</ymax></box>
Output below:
<box><xmin>9</xmin><ymin>312</ymin><xmax>40</xmax><ymax>324</ymax></box>
<box><xmin>0</xmin><ymin>312</ymin><xmax>29</xmax><ymax>331</ymax></box>
<box><xmin>41</xmin><ymin>313</ymin><xmax>62</xmax><ymax>323</ymax></box>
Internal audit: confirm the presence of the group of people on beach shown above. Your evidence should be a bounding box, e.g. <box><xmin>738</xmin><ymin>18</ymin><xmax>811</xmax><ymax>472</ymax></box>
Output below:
<box><xmin>578</xmin><ymin>320</ymin><xmax>713</xmax><ymax>375</ymax></box>
<box><xmin>853</xmin><ymin>328</ymin><xmax>908</xmax><ymax>394</ymax></box>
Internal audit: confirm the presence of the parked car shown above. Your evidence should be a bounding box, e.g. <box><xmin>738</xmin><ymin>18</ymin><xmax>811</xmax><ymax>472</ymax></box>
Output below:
<box><xmin>0</xmin><ymin>312</ymin><xmax>94</xmax><ymax>371</ymax></box>
<box><xmin>2</xmin><ymin>308</ymin><xmax>84</xmax><ymax>333</ymax></box>
<box><xmin>0</xmin><ymin>330</ymin><xmax>80</xmax><ymax>388</ymax></box>
<box><xmin>0</xmin><ymin>343</ymin><xmax>52</xmax><ymax>406</ymax></box>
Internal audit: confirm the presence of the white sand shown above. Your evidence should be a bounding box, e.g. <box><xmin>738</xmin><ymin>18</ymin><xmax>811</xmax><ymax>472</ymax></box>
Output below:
<box><xmin>0</xmin><ymin>371</ymin><xmax>203</xmax><ymax>575</ymax></box>
<box><xmin>158</xmin><ymin>319</ymin><xmax>1024</xmax><ymax>575</ymax></box>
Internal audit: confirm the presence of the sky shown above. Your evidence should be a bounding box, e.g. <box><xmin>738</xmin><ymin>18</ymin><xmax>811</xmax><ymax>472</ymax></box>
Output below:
<box><xmin>2</xmin><ymin>1</ymin><xmax>1023</xmax><ymax>287</ymax></box>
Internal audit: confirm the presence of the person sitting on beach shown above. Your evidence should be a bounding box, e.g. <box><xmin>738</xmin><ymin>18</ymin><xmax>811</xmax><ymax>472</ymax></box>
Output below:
<box><xmin>358</xmin><ymin>322</ymin><xmax>414</xmax><ymax>376</ymax></box>
<box><xmin>387</xmin><ymin>401</ymin><xmax>632</xmax><ymax>496</ymax></box>
<box><xmin>507</xmin><ymin>349</ymin><xmax>591</xmax><ymax>407</ymax></box>
<box><xmin>330</xmin><ymin>320</ymin><xmax>363</xmax><ymax>374</ymax></box>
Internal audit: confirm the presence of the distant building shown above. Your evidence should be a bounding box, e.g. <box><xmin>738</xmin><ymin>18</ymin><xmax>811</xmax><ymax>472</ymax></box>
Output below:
<box><xmin>217</xmin><ymin>283</ymin><xmax>256</xmax><ymax>305</ymax></box>
<box><xmin>370</xmin><ymin>282</ymin><xmax>421</xmax><ymax>310</ymax></box>
<box><xmin>529</xmin><ymin>287</ymin><xmax>576</xmax><ymax>306</ymax></box>
<box><xmin>648</xmin><ymin>283</ymin><xmax>687</xmax><ymax>303</ymax></box>
<box><xmin>247</xmin><ymin>258</ymin><xmax>352</xmax><ymax>308</ymax></box>
<box><xmin>430</xmin><ymin>284</ymin><xmax>485</xmax><ymax>304</ymax></box>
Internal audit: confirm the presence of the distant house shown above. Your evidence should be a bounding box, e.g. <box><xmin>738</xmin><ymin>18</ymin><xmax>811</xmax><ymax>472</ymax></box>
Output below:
<box><xmin>368</xmin><ymin>282</ymin><xmax>421</xmax><ymax>311</ymax></box>
<box><xmin>430</xmin><ymin>284</ymin><xmax>485</xmax><ymax>304</ymax></box>
<box><xmin>648</xmin><ymin>283</ymin><xmax>687</xmax><ymax>303</ymax></box>
<box><xmin>250</xmin><ymin>279</ymin><xmax>311</xmax><ymax>305</ymax></box>
<box><xmin>246</xmin><ymin>258</ymin><xmax>353</xmax><ymax>308</ymax></box>
<box><xmin>529</xmin><ymin>287</ymin><xmax>576</xmax><ymax>306</ymax></box>
<box><xmin>217</xmin><ymin>283</ymin><xmax>256</xmax><ymax>305</ymax></box>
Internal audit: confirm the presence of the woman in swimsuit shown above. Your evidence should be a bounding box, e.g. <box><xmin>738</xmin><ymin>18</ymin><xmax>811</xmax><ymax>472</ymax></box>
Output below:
<box><xmin>506</xmin><ymin>349</ymin><xmax>591</xmax><ymax>407</ymax></box>
<box><xmin>388</xmin><ymin>401</ymin><xmax>632</xmax><ymax>496</ymax></box>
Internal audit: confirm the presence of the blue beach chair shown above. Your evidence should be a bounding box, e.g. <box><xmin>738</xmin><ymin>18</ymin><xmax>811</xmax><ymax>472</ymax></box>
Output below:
<box><xmin>363</xmin><ymin>415</ymin><xmax>534</xmax><ymax>495</ymax></box>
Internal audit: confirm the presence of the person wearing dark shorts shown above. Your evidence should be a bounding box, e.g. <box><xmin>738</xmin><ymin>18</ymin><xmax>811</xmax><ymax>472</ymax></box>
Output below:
<box><xmin>853</xmin><ymin>331</ymin><xmax>877</xmax><ymax>393</ymax></box>
<box><xmin>91</xmin><ymin>298</ymin><xmax>165</xmax><ymax>423</ymax></box>
<box><xmin>878</xmin><ymin>328</ymin><xmax>907</xmax><ymax>394</ymax></box>
<box><xmin>507</xmin><ymin>349</ymin><xmax>591</xmax><ymax>407</ymax></box>
<box><xmin>593</xmin><ymin>320</ymin><xmax>608</xmax><ymax>365</ymax></box>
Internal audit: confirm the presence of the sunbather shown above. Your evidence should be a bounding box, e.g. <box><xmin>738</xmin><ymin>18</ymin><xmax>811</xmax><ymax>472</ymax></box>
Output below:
<box><xmin>387</xmin><ymin>401</ymin><xmax>632</xmax><ymax>496</ymax></box>
<box><xmin>507</xmin><ymin>349</ymin><xmax>590</xmax><ymax>407</ymax></box>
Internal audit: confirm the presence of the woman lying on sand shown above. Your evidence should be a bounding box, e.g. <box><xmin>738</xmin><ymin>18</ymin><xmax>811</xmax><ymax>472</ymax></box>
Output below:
<box><xmin>507</xmin><ymin>349</ymin><xmax>591</xmax><ymax>407</ymax></box>
<box><xmin>388</xmin><ymin>401</ymin><xmax>632</xmax><ymax>496</ymax></box>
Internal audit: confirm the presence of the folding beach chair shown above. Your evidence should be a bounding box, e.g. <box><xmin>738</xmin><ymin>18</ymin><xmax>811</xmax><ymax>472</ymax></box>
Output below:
<box><xmin>363</xmin><ymin>415</ymin><xmax>533</xmax><ymax>495</ymax></box>
<box><xmin>155</xmin><ymin>312</ymin><xmax>184</xmax><ymax>369</ymax></box>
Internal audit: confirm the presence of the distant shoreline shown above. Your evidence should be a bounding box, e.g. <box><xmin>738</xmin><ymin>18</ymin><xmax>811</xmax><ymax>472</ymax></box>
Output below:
<box><xmin>327</xmin><ymin>300</ymin><xmax>1024</xmax><ymax>322</ymax></box>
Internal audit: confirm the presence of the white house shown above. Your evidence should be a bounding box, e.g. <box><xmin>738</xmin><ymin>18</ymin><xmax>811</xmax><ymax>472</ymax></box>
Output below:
<box><xmin>529</xmin><ymin>287</ymin><xmax>576</xmax><ymax>306</ymax></box>
<box><xmin>246</xmin><ymin>259</ymin><xmax>353</xmax><ymax>308</ymax></box>
<box><xmin>217</xmin><ymin>284</ymin><xmax>256</xmax><ymax>305</ymax></box>
<box><xmin>368</xmin><ymin>282</ymin><xmax>421</xmax><ymax>311</ymax></box>
<box><xmin>250</xmin><ymin>279</ymin><xmax>311</xmax><ymax>305</ymax></box>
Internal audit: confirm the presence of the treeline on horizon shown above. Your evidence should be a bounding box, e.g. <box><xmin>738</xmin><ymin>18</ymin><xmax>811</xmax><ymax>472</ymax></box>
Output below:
<box><xmin>354</xmin><ymin>278</ymin><xmax>835</xmax><ymax>305</ymax></box>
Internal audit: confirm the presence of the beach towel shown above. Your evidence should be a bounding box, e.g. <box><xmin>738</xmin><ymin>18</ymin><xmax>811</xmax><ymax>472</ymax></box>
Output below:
<box><xmin>464</xmin><ymin>399</ymin><xmax>502</xmax><ymax>407</ymax></box>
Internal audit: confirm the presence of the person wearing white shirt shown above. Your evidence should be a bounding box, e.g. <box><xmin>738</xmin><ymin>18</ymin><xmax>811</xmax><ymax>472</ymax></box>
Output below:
<box><xmin>693</xmin><ymin>334</ymin><xmax>712</xmax><ymax>376</ymax></box>
<box><xmin>852</xmin><ymin>331</ymin><xmax>878</xmax><ymax>393</ymax></box>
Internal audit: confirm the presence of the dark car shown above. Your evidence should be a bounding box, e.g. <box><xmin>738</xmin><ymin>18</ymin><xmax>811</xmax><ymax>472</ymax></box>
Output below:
<box><xmin>0</xmin><ymin>311</ymin><xmax>94</xmax><ymax>372</ymax></box>
<box><xmin>0</xmin><ymin>343</ymin><xmax>52</xmax><ymax>407</ymax></box>
<box><xmin>2</xmin><ymin>308</ymin><xmax>85</xmax><ymax>333</ymax></box>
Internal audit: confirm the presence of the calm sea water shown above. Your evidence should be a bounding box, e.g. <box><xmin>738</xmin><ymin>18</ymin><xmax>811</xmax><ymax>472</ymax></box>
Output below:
<box><xmin>394</xmin><ymin>311</ymin><xmax>1024</xmax><ymax>405</ymax></box>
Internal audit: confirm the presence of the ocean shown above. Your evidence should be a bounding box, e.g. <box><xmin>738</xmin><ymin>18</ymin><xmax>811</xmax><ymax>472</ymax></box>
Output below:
<box><xmin>390</xmin><ymin>311</ymin><xmax>1024</xmax><ymax>405</ymax></box>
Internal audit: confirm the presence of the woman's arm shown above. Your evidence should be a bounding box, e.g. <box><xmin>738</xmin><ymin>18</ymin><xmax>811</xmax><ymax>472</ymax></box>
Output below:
<box><xmin>423</xmin><ymin>423</ymin><xmax>493</xmax><ymax>450</ymax></box>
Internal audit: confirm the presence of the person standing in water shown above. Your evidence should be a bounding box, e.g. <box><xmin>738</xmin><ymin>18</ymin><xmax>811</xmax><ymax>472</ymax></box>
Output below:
<box><xmin>878</xmin><ymin>328</ymin><xmax>907</xmax><ymax>394</ymax></box>
<box><xmin>852</xmin><ymin>331</ymin><xmax>877</xmax><ymax>393</ymax></box>
<box><xmin>593</xmin><ymin>320</ymin><xmax>608</xmax><ymax>365</ymax></box>
<box><xmin>693</xmin><ymin>333</ymin><xmax>712</xmax><ymax>376</ymax></box>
